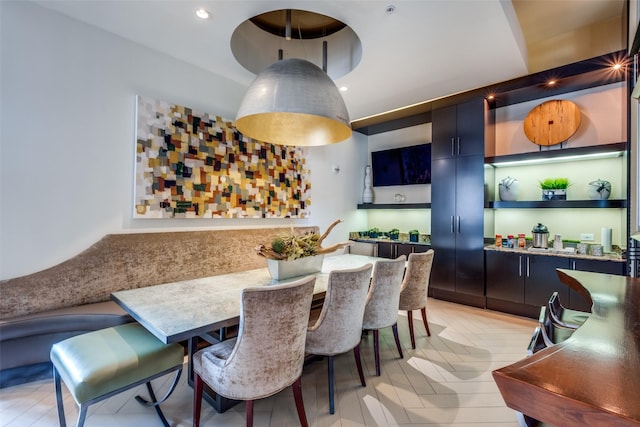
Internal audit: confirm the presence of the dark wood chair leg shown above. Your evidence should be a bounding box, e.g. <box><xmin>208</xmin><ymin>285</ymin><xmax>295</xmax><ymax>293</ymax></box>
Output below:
<box><xmin>407</xmin><ymin>310</ymin><xmax>416</xmax><ymax>349</ymax></box>
<box><xmin>421</xmin><ymin>307</ymin><xmax>431</xmax><ymax>336</ymax></box>
<box><xmin>392</xmin><ymin>323</ymin><xmax>403</xmax><ymax>359</ymax></box>
<box><xmin>373</xmin><ymin>329</ymin><xmax>381</xmax><ymax>376</ymax></box>
<box><xmin>328</xmin><ymin>356</ymin><xmax>335</xmax><ymax>414</ymax></box>
<box><xmin>292</xmin><ymin>376</ymin><xmax>309</xmax><ymax>427</ymax></box>
<box><xmin>353</xmin><ymin>343</ymin><xmax>366</xmax><ymax>387</ymax></box>
<box><xmin>246</xmin><ymin>400</ymin><xmax>254</xmax><ymax>427</ymax></box>
<box><xmin>193</xmin><ymin>373</ymin><xmax>203</xmax><ymax>427</ymax></box>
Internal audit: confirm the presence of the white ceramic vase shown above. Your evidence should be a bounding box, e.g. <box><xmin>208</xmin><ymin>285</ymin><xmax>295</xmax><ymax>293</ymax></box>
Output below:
<box><xmin>363</xmin><ymin>165</ymin><xmax>373</xmax><ymax>203</ymax></box>
<box><xmin>498</xmin><ymin>176</ymin><xmax>519</xmax><ymax>201</ymax></box>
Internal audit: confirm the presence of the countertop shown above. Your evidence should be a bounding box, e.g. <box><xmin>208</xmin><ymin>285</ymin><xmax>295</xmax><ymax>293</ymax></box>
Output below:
<box><xmin>492</xmin><ymin>269</ymin><xmax>640</xmax><ymax>426</ymax></box>
<box><xmin>484</xmin><ymin>244</ymin><xmax>625</xmax><ymax>262</ymax></box>
<box><xmin>350</xmin><ymin>238</ymin><xmax>431</xmax><ymax>246</ymax></box>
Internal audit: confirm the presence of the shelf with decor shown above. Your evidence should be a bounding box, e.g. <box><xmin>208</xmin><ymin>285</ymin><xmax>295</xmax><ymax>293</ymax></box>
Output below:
<box><xmin>356</xmin><ymin>203</ymin><xmax>430</xmax><ymax>210</ymax></box>
<box><xmin>485</xmin><ymin>143</ymin><xmax>628</xmax><ymax>210</ymax></box>
<box><xmin>486</xmin><ymin>199</ymin><xmax>627</xmax><ymax>209</ymax></box>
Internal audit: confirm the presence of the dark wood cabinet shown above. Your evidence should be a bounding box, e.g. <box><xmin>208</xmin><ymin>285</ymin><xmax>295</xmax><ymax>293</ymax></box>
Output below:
<box><xmin>486</xmin><ymin>250</ymin><xmax>627</xmax><ymax>317</ymax></box>
<box><xmin>524</xmin><ymin>255</ymin><xmax>570</xmax><ymax>307</ymax></box>
<box><xmin>486</xmin><ymin>251</ymin><xmax>524</xmax><ymax>303</ymax></box>
<box><xmin>486</xmin><ymin>251</ymin><xmax>569</xmax><ymax>318</ymax></box>
<box><xmin>568</xmin><ymin>258</ymin><xmax>626</xmax><ymax>311</ymax></box>
<box><xmin>432</xmin><ymin>99</ymin><xmax>486</xmax><ymax>160</ymax></box>
<box><xmin>430</xmin><ymin>97</ymin><xmax>486</xmax><ymax>306</ymax></box>
<box><xmin>377</xmin><ymin>242</ymin><xmax>430</xmax><ymax>259</ymax></box>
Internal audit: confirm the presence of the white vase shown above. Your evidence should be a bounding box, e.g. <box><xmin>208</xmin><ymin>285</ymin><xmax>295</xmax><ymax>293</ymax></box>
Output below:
<box><xmin>267</xmin><ymin>254</ymin><xmax>324</xmax><ymax>280</ymax></box>
<box><xmin>363</xmin><ymin>165</ymin><xmax>373</xmax><ymax>203</ymax></box>
<box><xmin>498</xmin><ymin>176</ymin><xmax>519</xmax><ymax>201</ymax></box>
<box><xmin>587</xmin><ymin>179</ymin><xmax>611</xmax><ymax>200</ymax></box>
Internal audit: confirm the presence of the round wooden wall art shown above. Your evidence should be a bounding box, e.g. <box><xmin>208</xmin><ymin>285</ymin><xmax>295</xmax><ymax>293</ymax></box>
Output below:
<box><xmin>523</xmin><ymin>99</ymin><xmax>581</xmax><ymax>146</ymax></box>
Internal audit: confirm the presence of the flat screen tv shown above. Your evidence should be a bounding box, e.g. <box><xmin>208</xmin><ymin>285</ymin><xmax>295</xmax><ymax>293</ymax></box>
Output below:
<box><xmin>371</xmin><ymin>143</ymin><xmax>431</xmax><ymax>187</ymax></box>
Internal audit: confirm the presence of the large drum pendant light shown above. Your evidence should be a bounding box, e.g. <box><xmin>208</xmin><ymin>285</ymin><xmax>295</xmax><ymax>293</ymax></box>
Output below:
<box><xmin>235</xmin><ymin>57</ymin><xmax>351</xmax><ymax>146</ymax></box>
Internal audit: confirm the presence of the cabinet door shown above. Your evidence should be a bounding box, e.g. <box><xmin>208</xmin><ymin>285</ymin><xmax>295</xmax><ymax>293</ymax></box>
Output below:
<box><xmin>454</xmin><ymin>154</ymin><xmax>485</xmax><ymax>296</ymax></box>
<box><xmin>486</xmin><ymin>251</ymin><xmax>525</xmax><ymax>303</ymax></box>
<box><xmin>456</xmin><ymin>98</ymin><xmax>485</xmax><ymax>157</ymax></box>
<box><xmin>524</xmin><ymin>255</ymin><xmax>570</xmax><ymax>307</ymax></box>
<box><xmin>431</xmin><ymin>105</ymin><xmax>457</xmax><ymax>160</ymax></box>
<box><xmin>412</xmin><ymin>245</ymin><xmax>430</xmax><ymax>254</ymax></box>
<box><xmin>377</xmin><ymin>242</ymin><xmax>394</xmax><ymax>259</ymax></box>
<box><xmin>568</xmin><ymin>259</ymin><xmax>627</xmax><ymax>311</ymax></box>
<box><xmin>396</xmin><ymin>243</ymin><xmax>414</xmax><ymax>258</ymax></box>
<box><xmin>430</xmin><ymin>157</ymin><xmax>456</xmax><ymax>291</ymax></box>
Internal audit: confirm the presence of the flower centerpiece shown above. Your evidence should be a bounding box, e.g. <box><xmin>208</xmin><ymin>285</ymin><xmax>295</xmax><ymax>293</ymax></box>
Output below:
<box><xmin>255</xmin><ymin>219</ymin><xmax>350</xmax><ymax>279</ymax></box>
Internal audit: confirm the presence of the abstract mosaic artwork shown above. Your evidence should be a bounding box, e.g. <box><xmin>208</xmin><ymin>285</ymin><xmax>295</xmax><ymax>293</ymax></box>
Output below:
<box><xmin>134</xmin><ymin>95</ymin><xmax>311</xmax><ymax>218</ymax></box>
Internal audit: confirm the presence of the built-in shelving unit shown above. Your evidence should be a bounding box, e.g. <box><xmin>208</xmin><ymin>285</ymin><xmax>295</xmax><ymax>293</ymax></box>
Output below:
<box><xmin>357</xmin><ymin>203</ymin><xmax>430</xmax><ymax>210</ymax></box>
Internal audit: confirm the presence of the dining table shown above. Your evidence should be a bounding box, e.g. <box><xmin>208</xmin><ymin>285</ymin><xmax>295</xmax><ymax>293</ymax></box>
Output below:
<box><xmin>111</xmin><ymin>253</ymin><xmax>380</xmax><ymax>413</ymax></box>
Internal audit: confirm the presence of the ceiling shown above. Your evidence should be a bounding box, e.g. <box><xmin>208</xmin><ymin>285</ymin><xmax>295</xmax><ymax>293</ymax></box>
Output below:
<box><xmin>32</xmin><ymin>0</ymin><xmax>626</xmax><ymax>126</ymax></box>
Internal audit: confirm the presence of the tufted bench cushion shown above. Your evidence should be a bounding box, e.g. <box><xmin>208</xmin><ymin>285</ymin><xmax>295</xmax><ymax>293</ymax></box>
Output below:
<box><xmin>51</xmin><ymin>323</ymin><xmax>184</xmax><ymax>427</ymax></box>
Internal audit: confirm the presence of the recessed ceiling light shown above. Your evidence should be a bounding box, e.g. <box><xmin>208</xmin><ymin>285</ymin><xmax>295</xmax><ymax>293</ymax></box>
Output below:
<box><xmin>612</xmin><ymin>63</ymin><xmax>622</xmax><ymax>70</ymax></box>
<box><xmin>195</xmin><ymin>8</ymin><xmax>210</xmax><ymax>19</ymax></box>
<box><xmin>339</xmin><ymin>86</ymin><xmax>348</xmax><ymax>92</ymax></box>
<box><xmin>547</xmin><ymin>80</ymin><xmax>557</xmax><ymax>86</ymax></box>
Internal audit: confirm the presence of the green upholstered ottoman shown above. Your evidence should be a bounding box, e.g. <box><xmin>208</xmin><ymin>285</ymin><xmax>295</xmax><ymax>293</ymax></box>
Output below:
<box><xmin>50</xmin><ymin>323</ymin><xmax>183</xmax><ymax>427</ymax></box>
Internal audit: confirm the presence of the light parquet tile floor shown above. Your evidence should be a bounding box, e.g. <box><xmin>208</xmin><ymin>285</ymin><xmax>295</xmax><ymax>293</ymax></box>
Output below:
<box><xmin>0</xmin><ymin>298</ymin><xmax>536</xmax><ymax>427</ymax></box>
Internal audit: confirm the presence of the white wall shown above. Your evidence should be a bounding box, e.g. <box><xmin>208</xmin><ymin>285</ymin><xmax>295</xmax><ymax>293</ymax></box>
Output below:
<box><xmin>0</xmin><ymin>1</ymin><xmax>366</xmax><ymax>280</ymax></box>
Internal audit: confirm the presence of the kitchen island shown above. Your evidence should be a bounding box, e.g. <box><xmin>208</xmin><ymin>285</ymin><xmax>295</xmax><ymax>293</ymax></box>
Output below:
<box><xmin>492</xmin><ymin>269</ymin><xmax>640</xmax><ymax>426</ymax></box>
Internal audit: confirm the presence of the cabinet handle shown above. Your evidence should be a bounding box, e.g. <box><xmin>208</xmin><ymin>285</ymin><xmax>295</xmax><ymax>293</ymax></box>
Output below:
<box><xmin>526</xmin><ymin>257</ymin><xmax>530</xmax><ymax>277</ymax></box>
<box><xmin>572</xmin><ymin>260</ymin><xmax>576</xmax><ymax>270</ymax></box>
<box><xmin>457</xmin><ymin>216</ymin><xmax>461</xmax><ymax>233</ymax></box>
<box><xmin>456</xmin><ymin>137</ymin><xmax>461</xmax><ymax>155</ymax></box>
<box><xmin>451</xmin><ymin>138</ymin><xmax>455</xmax><ymax>157</ymax></box>
<box><xmin>450</xmin><ymin>216</ymin><xmax>455</xmax><ymax>233</ymax></box>
<box><xmin>518</xmin><ymin>255</ymin><xmax>522</xmax><ymax>277</ymax></box>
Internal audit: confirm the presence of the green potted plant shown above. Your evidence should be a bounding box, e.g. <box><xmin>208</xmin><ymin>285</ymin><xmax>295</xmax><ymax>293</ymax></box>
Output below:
<box><xmin>408</xmin><ymin>229</ymin><xmax>420</xmax><ymax>243</ymax></box>
<box><xmin>388</xmin><ymin>228</ymin><xmax>400</xmax><ymax>240</ymax></box>
<box><xmin>539</xmin><ymin>177</ymin><xmax>570</xmax><ymax>200</ymax></box>
<box><xmin>368</xmin><ymin>227</ymin><xmax>380</xmax><ymax>238</ymax></box>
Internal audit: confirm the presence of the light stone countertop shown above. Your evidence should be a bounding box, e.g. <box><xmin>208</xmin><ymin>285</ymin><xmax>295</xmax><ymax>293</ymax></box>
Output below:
<box><xmin>484</xmin><ymin>245</ymin><xmax>625</xmax><ymax>262</ymax></box>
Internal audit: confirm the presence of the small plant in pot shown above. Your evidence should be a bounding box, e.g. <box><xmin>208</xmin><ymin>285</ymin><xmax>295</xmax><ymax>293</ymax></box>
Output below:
<box><xmin>408</xmin><ymin>229</ymin><xmax>420</xmax><ymax>243</ymax></box>
<box><xmin>539</xmin><ymin>178</ymin><xmax>570</xmax><ymax>200</ymax></box>
<box><xmin>388</xmin><ymin>228</ymin><xmax>400</xmax><ymax>240</ymax></box>
<box><xmin>368</xmin><ymin>227</ymin><xmax>380</xmax><ymax>238</ymax></box>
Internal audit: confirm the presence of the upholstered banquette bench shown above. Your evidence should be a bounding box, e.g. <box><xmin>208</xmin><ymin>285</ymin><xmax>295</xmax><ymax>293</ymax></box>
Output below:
<box><xmin>0</xmin><ymin>226</ymin><xmax>317</xmax><ymax>387</ymax></box>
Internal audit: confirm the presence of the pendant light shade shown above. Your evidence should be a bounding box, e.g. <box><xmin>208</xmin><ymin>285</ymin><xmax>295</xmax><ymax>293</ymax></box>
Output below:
<box><xmin>235</xmin><ymin>58</ymin><xmax>352</xmax><ymax>146</ymax></box>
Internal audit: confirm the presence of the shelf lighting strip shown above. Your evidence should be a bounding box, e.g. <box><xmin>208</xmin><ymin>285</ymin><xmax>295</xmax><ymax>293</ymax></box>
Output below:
<box><xmin>490</xmin><ymin>151</ymin><xmax>623</xmax><ymax>167</ymax></box>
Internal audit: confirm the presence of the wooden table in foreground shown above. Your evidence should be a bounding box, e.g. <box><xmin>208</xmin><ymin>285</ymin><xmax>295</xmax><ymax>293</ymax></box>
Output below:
<box><xmin>111</xmin><ymin>254</ymin><xmax>379</xmax><ymax>413</ymax></box>
<box><xmin>492</xmin><ymin>269</ymin><xmax>640</xmax><ymax>426</ymax></box>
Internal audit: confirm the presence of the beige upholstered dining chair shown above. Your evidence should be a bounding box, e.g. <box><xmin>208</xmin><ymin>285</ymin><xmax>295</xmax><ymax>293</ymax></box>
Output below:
<box><xmin>362</xmin><ymin>256</ymin><xmax>407</xmax><ymax>376</ymax></box>
<box><xmin>192</xmin><ymin>276</ymin><xmax>316</xmax><ymax>427</ymax></box>
<box><xmin>398</xmin><ymin>250</ymin><xmax>435</xmax><ymax>349</ymax></box>
<box><xmin>305</xmin><ymin>263</ymin><xmax>373</xmax><ymax>414</ymax></box>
